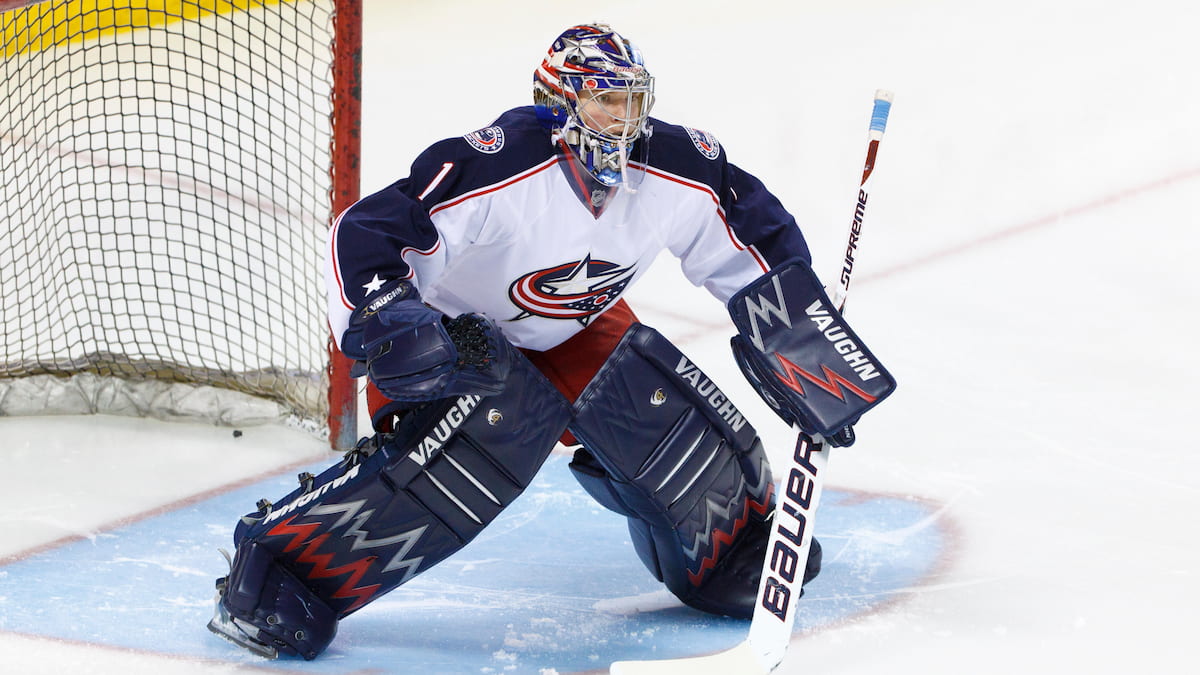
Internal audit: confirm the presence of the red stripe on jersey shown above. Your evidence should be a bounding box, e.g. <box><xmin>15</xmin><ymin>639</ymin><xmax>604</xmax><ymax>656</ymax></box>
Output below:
<box><xmin>637</xmin><ymin>164</ymin><xmax>769</xmax><ymax>273</ymax></box>
<box><xmin>399</xmin><ymin>237</ymin><xmax>442</xmax><ymax>279</ymax></box>
<box><xmin>428</xmin><ymin>157</ymin><xmax>559</xmax><ymax>217</ymax></box>
<box><xmin>329</xmin><ymin>208</ymin><xmax>355</xmax><ymax>311</ymax></box>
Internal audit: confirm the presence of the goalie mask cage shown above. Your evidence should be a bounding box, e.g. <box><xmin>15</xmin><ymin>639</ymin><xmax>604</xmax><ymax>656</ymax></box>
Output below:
<box><xmin>0</xmin><ymin>0</ymin><xmax>361</xmax><ymax>448</ymax></box>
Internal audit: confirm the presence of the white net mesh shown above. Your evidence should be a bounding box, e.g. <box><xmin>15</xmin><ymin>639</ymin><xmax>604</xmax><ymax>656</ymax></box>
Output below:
<box><xmin>1</xmin><ymin>1</ymin><xmax>338</xmax><ymax>431</ymax></box>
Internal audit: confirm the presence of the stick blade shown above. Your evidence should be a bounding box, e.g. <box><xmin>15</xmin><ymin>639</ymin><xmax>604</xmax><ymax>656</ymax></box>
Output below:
<box><xmin>610</xmin><ymin>640</ymin><xmax>769</xmax><ymax>675</ymax></box>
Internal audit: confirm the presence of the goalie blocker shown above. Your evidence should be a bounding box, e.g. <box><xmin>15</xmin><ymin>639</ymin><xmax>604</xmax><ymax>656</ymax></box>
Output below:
<box><xmin>728</xmin><ymin>258</ymin><xmax>896</xmax><ymax>442</ymax></box>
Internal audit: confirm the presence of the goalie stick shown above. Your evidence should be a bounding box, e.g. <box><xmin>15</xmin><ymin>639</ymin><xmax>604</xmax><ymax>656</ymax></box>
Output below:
<box><xmin>609</xmin><ymin>89</ymin><xmax>894</xmax><ymax>675</ymax></box>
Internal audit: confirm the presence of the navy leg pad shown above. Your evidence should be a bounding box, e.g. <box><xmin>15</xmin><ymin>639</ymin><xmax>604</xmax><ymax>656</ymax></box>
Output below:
<box><xmin>569</xmin><ymin>324</ymin><xmax>774</xmax><ymax>615</ymax></box>
<box><xmin>223</xmin><ymin>350</ymin><xmax>570</xmax><ymax>638</ymax></box>
<box><xmin>217</xmin><ymin>540</ymin><xmax>338</xmax><ymax>660</ymax></box>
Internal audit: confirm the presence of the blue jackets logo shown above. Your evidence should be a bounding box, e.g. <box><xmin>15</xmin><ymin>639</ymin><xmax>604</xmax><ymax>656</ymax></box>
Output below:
<box><xmin>464</xmin><ymin>126</ymin><xmax>505</xmax><ymax>154</ymax></box>
<box><xmin>684</xmin><ymin>127</ymin><xmax>720</xmax><ymax>160</ymax></box>
<box><xmin>508</xmin><ymin>255</ymin><xmax>637</xmax><ymax>324</ymax></box>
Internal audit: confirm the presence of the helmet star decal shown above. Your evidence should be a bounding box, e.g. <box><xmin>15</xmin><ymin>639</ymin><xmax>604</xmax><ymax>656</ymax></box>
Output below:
<box><xmin>556</xmin><ymin>35</ymin><xmax>603</xmax><ymax>69</ymax></box>
<box><xmin>508</xmin><ymin>255</ymin><xmax>637</xmax><ymax>324</ymax></box>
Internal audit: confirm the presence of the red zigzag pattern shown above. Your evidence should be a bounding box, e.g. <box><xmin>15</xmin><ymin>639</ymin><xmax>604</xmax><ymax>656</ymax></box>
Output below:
<box><xmin>686</xmin><ymin>482</ymin><xmax>774</xmax><ymax>587</ymax></box>
<box><xmin>268</xmin><ymin>516</ymin><xmax>381</xmax><ymax>614</ymax></box>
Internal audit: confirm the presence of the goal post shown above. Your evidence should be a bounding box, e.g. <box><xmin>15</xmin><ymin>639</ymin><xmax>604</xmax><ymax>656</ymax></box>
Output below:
<box><xmin>327</xmin><ymin>0</ymin><xmax>361</xmax><ymax>450</ymax></box>
<box><xmin>0</xmin><ymin>0</ymin><xmax>362</xmax><ymax>448</ymax></box>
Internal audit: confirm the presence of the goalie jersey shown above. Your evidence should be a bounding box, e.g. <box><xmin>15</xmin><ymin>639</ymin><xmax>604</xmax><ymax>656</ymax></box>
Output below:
<box><xmin>326</xmin><ymin>106</ymin><xmax>813</xmax><ymax>352</ymax></box>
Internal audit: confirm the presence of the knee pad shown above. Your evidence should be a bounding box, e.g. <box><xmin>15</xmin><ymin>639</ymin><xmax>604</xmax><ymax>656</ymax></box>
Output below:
<box><xmin>568</xmin><ymin>323</ymin><xmax>776</xmax><ymax>618</ymax></box>
<box><xmin>218</xmin><ymin>350</ymin><xmax>570</xmax><ymax>656</ymax></box>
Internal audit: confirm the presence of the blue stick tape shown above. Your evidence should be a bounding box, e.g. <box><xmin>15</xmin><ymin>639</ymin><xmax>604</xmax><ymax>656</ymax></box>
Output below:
<box><xmin>870</xmin><ymin>98</ymin><xmax>892</xmax><ymax>133</ymax></box>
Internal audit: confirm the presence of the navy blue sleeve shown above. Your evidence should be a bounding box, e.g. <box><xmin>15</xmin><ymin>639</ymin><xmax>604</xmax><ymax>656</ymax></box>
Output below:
<box><xmin>332</xmin><ymin>107</ymin><xmax>554</xmax><ymax>308</ymax></box>
<box><xmin>643</xmin><ymin>119</ymin><xmax>812</xmax><ymax>270</ymax></box>
<box><xmin>332</xmin><ymin>174</ymin><xmax>440</xmax><ymax>308</ymax></box>
<box><xmin>722</xmin><ymin>161</ymin><xmax>812</xmax><ymax>268</ymax></box>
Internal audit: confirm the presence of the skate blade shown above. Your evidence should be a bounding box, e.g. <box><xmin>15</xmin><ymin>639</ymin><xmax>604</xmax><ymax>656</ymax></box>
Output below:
<box><xmin>207</xmin><ymin>607</ymin><xmax>278</xmax><ymax>659</ymax></box>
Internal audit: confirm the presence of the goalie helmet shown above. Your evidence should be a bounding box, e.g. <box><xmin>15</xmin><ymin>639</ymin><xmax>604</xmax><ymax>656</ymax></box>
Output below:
<box><xmin>533</xmin><ymin>24</ymin><xmax>656</xmax><ymax>188</ymax></box>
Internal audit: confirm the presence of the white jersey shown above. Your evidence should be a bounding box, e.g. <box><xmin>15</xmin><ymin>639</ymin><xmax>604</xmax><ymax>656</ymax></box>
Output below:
<box><xmin>327</xmin><ymin>106</ymin><xmax>811</xmax><ymax>352</ymax></box>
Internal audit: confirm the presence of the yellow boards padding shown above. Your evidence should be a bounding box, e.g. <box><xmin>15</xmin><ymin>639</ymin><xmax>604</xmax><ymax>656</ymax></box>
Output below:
<box><xmin>2</xmin><ymin>0</ymin><xmax>295</xmax><ymax>57</ymax></box>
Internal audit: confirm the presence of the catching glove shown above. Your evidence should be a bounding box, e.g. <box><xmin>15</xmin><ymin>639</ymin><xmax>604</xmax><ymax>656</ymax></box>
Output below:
<box><xmin>343</xmin><ymin>279</ymin><xmax>515</xmax><ymax>402</ymax></box>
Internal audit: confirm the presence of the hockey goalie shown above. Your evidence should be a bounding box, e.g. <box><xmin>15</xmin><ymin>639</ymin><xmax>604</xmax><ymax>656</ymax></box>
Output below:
<box><xmin>207</xmin><ymin>23</ymin><xmax>895</xmax><ymax>660</ymax></box>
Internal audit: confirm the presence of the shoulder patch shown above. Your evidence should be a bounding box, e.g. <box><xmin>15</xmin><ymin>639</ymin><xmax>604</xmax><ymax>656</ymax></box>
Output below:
<box><xmin>464</xmin><ymin>126</ymin><xmax>505</xmax><ymax>154</ymax></box>
<box><xmin>684</xmin><ymin>127</ymin><xmax>721</xmax><ymax>160</ymax></box>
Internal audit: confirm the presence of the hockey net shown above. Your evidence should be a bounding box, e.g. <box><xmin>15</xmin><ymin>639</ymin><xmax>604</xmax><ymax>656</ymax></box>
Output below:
<box><xmin>0</xmin><ymin>0</ymin><xmax>360</xmax><ymax>446</ymax></box>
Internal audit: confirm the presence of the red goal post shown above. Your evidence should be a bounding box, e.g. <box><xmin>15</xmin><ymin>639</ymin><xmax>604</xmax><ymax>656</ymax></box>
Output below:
<box><xmin>0</xmin><ymin>0</ymin><xmax>361</xmax><ymax>449</ymax></box>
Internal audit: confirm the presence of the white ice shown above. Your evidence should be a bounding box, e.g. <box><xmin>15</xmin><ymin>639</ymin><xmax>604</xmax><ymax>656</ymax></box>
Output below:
<box><xmin>2</xmin><ymin>0</ymin><xmax>1198</xmax><ymax>672</ymax></box>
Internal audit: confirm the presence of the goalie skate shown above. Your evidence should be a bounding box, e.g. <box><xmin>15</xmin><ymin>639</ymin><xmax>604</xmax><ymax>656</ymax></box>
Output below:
<box><xmin>206</xmin><ymin>576</ymin><xmax>278</xmax><ymax>660</ymax></box>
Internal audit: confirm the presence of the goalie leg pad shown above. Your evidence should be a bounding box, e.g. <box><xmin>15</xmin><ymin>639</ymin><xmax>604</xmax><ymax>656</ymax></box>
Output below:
<box><xmin>569</xmin><ymin>323</ymin><xmax>806</xmax><ymax>618</ymax></box>
<box><xmin>214</xmin><ymin>350</ymin><xmax>570</xmax><ymax>658</ymax></box>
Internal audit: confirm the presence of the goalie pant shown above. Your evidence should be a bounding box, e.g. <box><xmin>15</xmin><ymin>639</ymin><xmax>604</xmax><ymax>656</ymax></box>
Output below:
<box><xmin>210</xmin><ymin>318</ymin><xmax>819</xmax><ymax>659</ymax></box>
